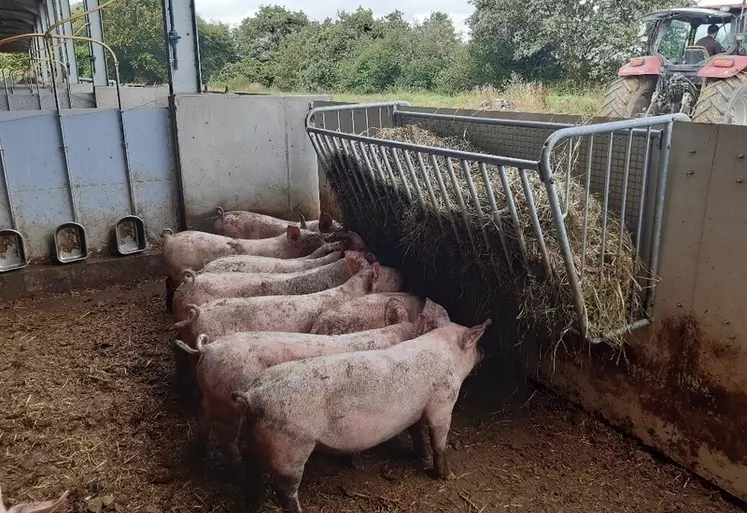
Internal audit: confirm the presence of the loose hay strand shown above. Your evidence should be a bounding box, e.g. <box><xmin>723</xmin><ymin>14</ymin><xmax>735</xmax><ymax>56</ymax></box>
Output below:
<box><xmin>323</xmin><ymin>124</ymin><xmax>646</xmax><ymax>347</ymax></box>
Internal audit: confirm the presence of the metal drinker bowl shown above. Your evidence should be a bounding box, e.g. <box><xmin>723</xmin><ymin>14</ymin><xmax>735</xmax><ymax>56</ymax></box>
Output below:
<box><xmin>115</xmin><ymin>215</ymin><xmax>146</xmax><ymax>255</ymax></box>
<box><xmin>0</xmin><ymin>228</ymin><xmax>28</xmax><ymax>272</ymax></box>
<box><xmin>54</xmin><ymin>222</ymin><xmax>88</xmax><ymax>263</ymax></box>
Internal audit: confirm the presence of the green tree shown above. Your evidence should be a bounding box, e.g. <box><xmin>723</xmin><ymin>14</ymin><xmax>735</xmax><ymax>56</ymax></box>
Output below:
<box><xmin>235</xmin><ymin>5</ymin><xmax>309</xmax><ymax>62</ymax></box>
<box><xmin>468</xmin><ymin>0</ymin><xmax>693</xmax><ymax>85</ymax></box>
<box><xmin>197</xmin><ymin>17</ymin><xmax>237</xmax><ymax>82</ymax></box>
<box><xmin>101</xmin><ymin>0</ymin><xmax>167</xmax><ymax>84</ymax></box>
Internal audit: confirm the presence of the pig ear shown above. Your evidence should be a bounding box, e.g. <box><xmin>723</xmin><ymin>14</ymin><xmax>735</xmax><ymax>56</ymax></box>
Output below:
<box><xmin>318</xmin><ymin>213</ymin><xmax>334</xmax><ymax>233</ymax></box>
<box><xmin>298</xmin><ymin>214</ymin><xmax>307</xmax><ymax>230</ymax></box>
<box><xmin>286</xmin><ymin>225</ymin><xmax>302</xmax><ymax>246</ymax></box>
<box><xmin>461</xmin><ymin>319</ymin><xmax>492</xmax><ymax>350</ymax></box>
<box><xmin>385</xmin><ymin>299</ymin><xmax>408</xmax><ymax>326</ymax></box>
<box><xmin>342</xmin><ymin>231</ymin><xmax>367</xmax><ymax>252</ymax></box>
<box><xmin>343</xmin><ymin>251</ymin><xmax>365</xmax><ymax>275</ymax></box>
<box><xmin>371</xmin><ymin>263</ymin><xmax>380</xmax><ymax>290</ymax></box>
<box><xmin>7</xmin><ymin>491</ymin><xmax>68</xmax><ymax>513</ymax></box>
<box><xmin>416</xmin><ymin>314</ymin><xmax>430</xmax><ymax>337</ymax></box>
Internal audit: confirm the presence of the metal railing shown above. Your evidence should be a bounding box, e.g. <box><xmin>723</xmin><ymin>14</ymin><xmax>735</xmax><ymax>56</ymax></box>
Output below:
<box><xmin>305</xmin><ymin>102</ymin><xmax>687</xmax><ymax>343</ymax></box>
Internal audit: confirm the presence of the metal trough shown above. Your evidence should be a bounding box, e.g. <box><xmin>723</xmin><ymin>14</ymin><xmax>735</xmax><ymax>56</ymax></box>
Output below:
<box><xmin>0</xmin><ymin>229</ymin><xmax>27</xmax><ymax>272</ymax></box>
<box><xmin>54</xmin><ymin>222</ymin><xmax>87</xmax><ymax>264</ymax></box>
<box><xmin>115</xmin><ymin>215</ymin><xmax>146</xmax><ymax>255</ymax></box>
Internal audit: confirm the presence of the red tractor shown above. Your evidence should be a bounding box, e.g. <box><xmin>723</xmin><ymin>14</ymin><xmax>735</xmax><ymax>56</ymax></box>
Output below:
<box><xmin>600</xmin><ymin>4</ymin><xmax>747</xmax><ymax>124</ymax></box>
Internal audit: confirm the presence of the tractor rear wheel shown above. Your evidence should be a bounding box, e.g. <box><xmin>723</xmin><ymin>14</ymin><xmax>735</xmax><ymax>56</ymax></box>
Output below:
<box><xmin>692</xmin><ymin>73</ymin><xmax>747</xmax><ymax>125</ymax></box>
<box><xmin>599</xmin><ymin>76</ymin><xmax>656</xmax><ymax>119</ymax></box>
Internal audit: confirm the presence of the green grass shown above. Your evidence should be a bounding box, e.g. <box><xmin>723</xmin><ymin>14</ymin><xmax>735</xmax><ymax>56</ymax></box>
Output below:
<box><xmin>333</xmin><ymin>86</ymin><xmax>604</xmax><ymax>117</ymax></box>
<box><xmin>207</xmin><ymin>82</ymin><xmax>605</xmax><ymax>117</ymax></box>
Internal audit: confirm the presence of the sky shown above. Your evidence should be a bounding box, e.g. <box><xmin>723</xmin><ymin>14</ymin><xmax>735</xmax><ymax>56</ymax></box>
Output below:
<box><xmin>193</xmin><ymin>0</ymin><xmax>718</xmax><ymax>37</ymax></box>
<box><xmin>193</xmin><ymin>0</ymin><xmax>473</xmax><ymax>36</ymax></box>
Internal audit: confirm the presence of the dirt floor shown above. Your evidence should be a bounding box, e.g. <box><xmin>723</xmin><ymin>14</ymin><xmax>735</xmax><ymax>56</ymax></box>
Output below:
<box><xmin>0</xmin><ymin>280</ymin><xmax>744</xmax><ymax>513</ymax></box>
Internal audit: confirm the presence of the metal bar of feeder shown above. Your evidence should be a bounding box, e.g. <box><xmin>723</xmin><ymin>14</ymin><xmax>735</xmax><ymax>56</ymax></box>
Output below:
<box><xmin>396</xmin><ymin>109</ymin><xmax>574</xmax><ymax>130</ymax></box>
<box><xmin>376</xmin><ymin>145</ymin><xmax>401</xmax><ymax>199</ymax></box>
<box><xmin>352</xmin><ymin>140</ymin><xmax>383</xmax><ymax>198</ymax></box>
<box><xmin>345</xmin><ymin>139</ymin><xmax>377</xmax><ymax>204</ymax></box>
<box><xmin>307</xmin><ymin>126</ymin><xmax>539</xmax><ymax>171</ymax></box>
<box><xmin>563</xmin><ymin>137</ymin><xmax>574</xmax><ymax>217</ymax></box>
<box><xmin>327</xmin><ymin>136</ymin><xmax>365</xmax><ymax>208</ymax></box>
<box><xmin>645</xmin><ymin>120</ymin><xmax>675</xmax><ymax>315</ymax></box>
<box><xmin>460</xmin><ymin>160</ymin><xmax>493</xmax><ymax>250</ymax></box>
<box><xmin>539</xmin><ymin>113</ymin><xmax>688</xmax><ymax>182</ymax></box>
<box><xmin>600</xmin><ymin>132</ymin><xmax>614</xmax><ymax>282</ymax></box>
<box><xmin>580</xmin><ymin>135</ymin><xmax>594</xmax><ymax>278</ymax></box>
<box><xmin>497</xmin><ymin>165</ymin><xmax>529</xmax><ymax>268</ymax></box>
<box><xmin>617</xmin><ymin>130</ymin><xmax>634</xmax><ymax>259</ymax></box>
<box><xmin>366</xmin><ymin>142</ymin><xmax>396</xmax><ymax>205</ymax></box>
<box><xmin>305</xmin><ymin>101</ymin><xmax>412</xmax><ymax>130</ymax></box>
<box><xmin>414</xmin><ymin>153</ymin><xmax>444</xmax><ymax>230</ymax></box>
<box><xmin>430</xmin><ymin>155</ymin><xmax>462</xmax><ymax>244</ymax></box>
<box><xmin>403</xmin><ymin>150</ymin><xmax>428</xmax><ymax>211</ymax></box>
<box><xmin>389</xmin><ymin>147</ymin><xmax>413</xmax><ymax>203</ymax></box>
<box><xmin>479</xmin><ymin>162</ymin><xmax>513</xmax><ymax>271</ymax></box>
<box><xmin>519</xmin><ymin>169</ymin><xmax>552</xmax><ymax>274</ymax></box>
<box><xmin>631</xmin><ymin>127</ymin><xmax>654</xmax><ymax>323</ymax></box>
<box><xmin>445</xmin><ymin>158</ymin><xmax>477</xmax><ymax>250</ymax></box>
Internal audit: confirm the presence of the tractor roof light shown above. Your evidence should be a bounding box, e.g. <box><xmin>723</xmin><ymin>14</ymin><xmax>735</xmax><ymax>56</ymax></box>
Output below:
<box><xmin>713</xmin><ymin>58</ymin><xmax>735</xmax><ymax>68</ymax></box>
<box><xmin>630</xmin><ymin>58</ymin><xmax>646</xmax><ymax>66</ymax></box>
<box><xmin>720</xmin><ymin>5</ymin><xmax>731</xmax><ymax>12</ymax></box>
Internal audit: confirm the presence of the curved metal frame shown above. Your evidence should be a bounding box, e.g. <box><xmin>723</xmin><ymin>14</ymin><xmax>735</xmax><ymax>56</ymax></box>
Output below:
<box><xmin>306</xmin><ymin>101</ymin><xmax>688</xmax><ymax>343</ymax></box>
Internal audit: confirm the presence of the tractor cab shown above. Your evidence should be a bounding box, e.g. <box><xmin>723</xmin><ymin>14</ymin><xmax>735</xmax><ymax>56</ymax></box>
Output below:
<box><xmin>600</xmin><ymin>5</ymin><xmax>747</xmax><ymax>124</ymax></box>
<box><xmin>641</xmin><ymin>8</ymin><xmax>738</xmax><ymax>67</ymax></box>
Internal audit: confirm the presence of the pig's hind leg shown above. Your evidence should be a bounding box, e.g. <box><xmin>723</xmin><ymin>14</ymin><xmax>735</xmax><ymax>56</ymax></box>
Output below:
<box><xmin>261</xmin><ymin>435</ymin><xmax>315</xmax><ymax>513</ymax></box>
<box><xmin>424</xmin><ymin>406</ymin><xmax>456</xmax><ymax>480</ymax></box>
<box><xmin>408</xmin><ymin>421</ymin><xmax>431</xmax><ymax>469</ymax></box>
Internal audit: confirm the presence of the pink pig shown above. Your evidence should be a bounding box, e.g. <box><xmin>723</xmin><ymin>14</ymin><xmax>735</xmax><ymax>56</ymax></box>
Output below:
<box><xmin>161</xmin><ymin>226</ymin><xmax>327</xmax><ymax>312</ymax></box>
<box><xmin>171</xmin><ymin>252</ymin><xmax>382</xmax><ymax>352</ymax></box>
<box><xmin>172</xmin><ymin>253</ymin><xmax>402</xmax><ymax>321</ymax></box>
<box><xmin>200</xmin><ymin>249</ymin><xmax>343</xmax><ymax>274</ymax></box>
<box><xmin>173</xmin><ymin>298</ymin><xmax>414</xmax><ymax>470</ymax></box>
<box><xmin>214</xmin><ymin>207</ymin><xmax>341</xmax><ymax>239</ymax></box>
<box><xmin>310</xmin><ymin>293</ymin><xmax>451</xmax><ymax>335</ymax></box>
<box><xmin>232</xmin><ymin>318</ymin><xmax>492</xmax><ymax>512</ymax></box>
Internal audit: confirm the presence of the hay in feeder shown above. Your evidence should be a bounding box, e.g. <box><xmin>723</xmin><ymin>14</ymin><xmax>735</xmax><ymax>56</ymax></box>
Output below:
<box><xmin>323</xmin><ymin>124</ymin><xmax>644</xmax><ymax>347</ymax></box>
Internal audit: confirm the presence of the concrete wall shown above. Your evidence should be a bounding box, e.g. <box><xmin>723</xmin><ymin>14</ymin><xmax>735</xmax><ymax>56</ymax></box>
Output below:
<box><xmin>173</xmin><ymin>94</ymin><xmax>330</xmax><ymax>230</ymax></box>
<box><xmin>538</xmin><ymin>121</ymin><xmax>747</xmax><ymax>501</ymax></box>
<box><xmin>0</xmin><ymin>107</ymin><xmax>179</xmax><ymax>262</ymax></box>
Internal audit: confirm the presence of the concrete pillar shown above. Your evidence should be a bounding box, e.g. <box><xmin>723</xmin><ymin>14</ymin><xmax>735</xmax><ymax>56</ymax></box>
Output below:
<box><xmin>84</xmin><ymin>0</ymin><xmax>108</xmax><ymax>86</ymax></box>
<box><xmin>161</xmin><ymin>0</ymin><xmax>202</xmax><ymax>94</ymax></box>
<box><xmin>59</xmin><ymin>0</ymin><xmax>79</xmax><ymax>84</ymax></box>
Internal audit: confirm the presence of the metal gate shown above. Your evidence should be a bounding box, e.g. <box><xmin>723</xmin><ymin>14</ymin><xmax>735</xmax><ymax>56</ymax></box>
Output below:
<box><xmin>305</xmin><ymin>101</ymin><xmax>687</xmax><ymax>343</ymax></box>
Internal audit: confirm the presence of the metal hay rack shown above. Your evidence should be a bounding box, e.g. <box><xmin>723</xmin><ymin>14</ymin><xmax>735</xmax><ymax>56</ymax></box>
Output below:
<box><xmin>305</xmin><ymin>101</ymin><xmax>687</xmax><ymax>343</ymax></box>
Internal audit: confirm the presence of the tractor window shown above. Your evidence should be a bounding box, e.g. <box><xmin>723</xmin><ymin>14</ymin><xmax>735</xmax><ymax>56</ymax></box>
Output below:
<box><xmin>693</xmin><ymin>22</ymin><xmax>733</xmax><ymax>49</ymax></box>
<box><xmin>658</xmin><ymin>20</ymin><xmax>691</xmax><ymax>62</ymax></box>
